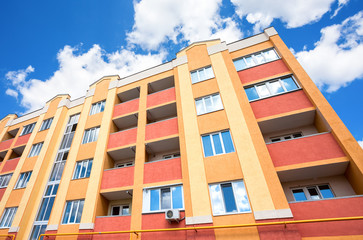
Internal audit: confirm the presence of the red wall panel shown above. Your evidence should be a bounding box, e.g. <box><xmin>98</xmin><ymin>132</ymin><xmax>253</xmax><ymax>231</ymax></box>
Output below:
<box><xmin>14</xmin><ymin>134</ymin><xmax>31</xmax><ymax>147</ymax></box>
<box><xmin>237</xmin><ymin>60</ymin><xmax>290</xmax><ymax>84</ymax></box>
<box><xmin>0</xmin><ymin>139</ymin><xmax>13</xmax><ymax>152</ymax></box>
<box><xmin>147</xmin><ymin>87</ymin><xmax>176</xmax><ymax>108</ymax></box>
<box><xmin>101</xmin><ymin>166</ymin><xmax>134</xmax><ymax>189</ymax></box>
<box><xmin>1</xmin><ymin>157</ymin><xmax>20</xmax><ymax>173</ymax></box>
<box><xmin>113</xmin><ymin>98</ymin><xmax>139</xmax><ymax>118</ymax></box>
<box><xmin>107</xmin><ymin>128</ymin><xmax>137</xmax><ymax>149</ymax></box>
<box><xmin>144</xmin><ymin>158</ymin><xmax>182</xmax><ymax>184</ymax></box>
<box><xmin>250</xmin><ymin>90</ymin><xmax>313</xmax><ymax>119</ymax></box>
<box><xmin>0</xmin><ymin>188</ymin><xmax>6</xmax><ymax>201</ymax></box>
<box><xmin>145</xmin><ymin>118</ymin><xmax>178</xmax><ymax>141</ymax></box>
<box><xmin>92</xmin><ymin>216</ymin><xmax>131</xmax><ymax>240</ymax></box>
<box><xmin>267</xmin><ymin>133</ymin><xmax>346</xmax><ymax>167</ymax></box>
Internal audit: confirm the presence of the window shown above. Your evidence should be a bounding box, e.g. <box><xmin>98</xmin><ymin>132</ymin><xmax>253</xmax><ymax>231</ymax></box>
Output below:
<box><xmin>245</xmin><ymin>76</ymin><xmax>299</xmax><ymax>101</ymax></box>
<box><xmin>233</xmin><ymin>48</ymin><xmax>279</xmax><ymax>71</ymax></box>
<box><xmin>111</xmin><ymin>205</ymin><xmax>130</xmax><ymax>216</ymax></box>
<box><xmin>0</xmin><ymin>207</ymin><xmax>17</xmax><ymax>228</ymax></box>
<box><xmin>14</xmin><ymin>171</ymin><xmax>32</xmax><ymax>189</ymax></box>
<box><xmin>73</xmin><ymin>159</ymin><xmax>93</xmax><ymax>179</ymax></box>
<box><xmin>292</xmin><ymin>184</ymin><xmax>334</xmax><ymax>202</ymax></box>
<box><xmin>202</xmin><ymin>130</ymin><xmax>235</xmax><ymax>157</ymax></box>
<box><xmin>209</xmin><ymin>180</ymin><xmax>251</xmax><ymax>215</ymax></box>
<box><xmin>62</xmin><ymin>199</ymin><xmax>85</xmax><ymax>224</ymax></box>
<box><xmin>39</xmin><ymin>118</ymin><xmax>53</xmax><ymax>131</ymax></box>
<box><xmin>90</xmin><ymin>100</ymin><xmax>106</xmax><ymax>115</ymax></box>
<box><xmin>195</xmin><ymin>93</ymin><xmax>223</xmax><ymax>115</ymax></box>
<box><xmin>190</xmin><ymin>66</ymin><xmax>214</xmax><ymax>84</ymax></box>
<box><xmin>49</xmin><ymin>151</ymin><xmax>68</xmax><ymax>182</ymax></box>
<box><xmin>82</xmin><ymin>127</ymin><xmax>100</xmax><ymax>144</ymax></box>
<box><xmin>115</xmin><ymin>161</ymin><xmax>134</xmax><ymax>168</ymax></box>
<box><xmin>143</xmin><ymin>185</ymin><xmax>183</xmax><ymax>212</ymax></box>
<box><xmin>20</xmin><ymin>122</ymin><xmax>35</xmax><ymax>136</ymax></box>
<box><xmin>28</xmin><ymin>142</ymin><xmax>43</xmax><ymax>157</ymax></box>
<box><xmin>36</xmin><ymin>183</ymin><xmax>58</xmax><ymax>221</ymax></box>
<box><xmin>270</xmin><ymin>132</ymin><xmax>303</xmax><ymax>143</ymax></box>
<box><xmin>0</xmin><ymin>174</ymin><xmax>12</xmax><ymax>188</ymax></box>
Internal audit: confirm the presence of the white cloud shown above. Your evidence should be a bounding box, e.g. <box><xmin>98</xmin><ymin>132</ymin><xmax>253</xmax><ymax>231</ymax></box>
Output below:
<box><xmin>6</xmin><ymin>45</ymin><xmax>165</xmax><ymax>112</ymax></box>
<box><xmin>127</xmin><ymin>0</ymin><xmax>243</xmax><ymax>50</ymax></box>
<box><xmin>5</xmin><ymin>89</ymin><xmax>18</xmax><ymax>99</ymax></box>
<box><xmin>331</xmin><ymin>0</ymin><xmax>350</xmax><ymax>18</ymax></box>
<box><xmin>230</xmin><ymin>0</ymin><xmax>336</xmax><ymax>33</ymax></box>
<box><xmin>294</xmin><ymin>11</ymin><xmax>363</xmax><ymax>92</ymax></box>
<box><xmin>358</xmin><ymin>139</ymin><xmax>363</xmax><ymax>148</ymax></box>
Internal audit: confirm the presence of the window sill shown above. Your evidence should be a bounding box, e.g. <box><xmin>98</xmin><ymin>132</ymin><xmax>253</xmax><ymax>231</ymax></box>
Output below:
<box><xmin>142</xmin><ymin>209</ymin><xmax>185</xmax><ymax>215</ymax></box>
<box><xmin>204</xmin><ymin>151</ymin><xmax>235</xmax><ymax>158</ymax></box>
<box><xmin>71</xmin><ymin>177</ymin><xmax>90</xmax><ymax>181</ymax></box>
<box><xmin>212</xmin><ymin>210</ymin><xmax>252</xmax><ymax>217</ymax></box>
<box><xmin>248</xmin><ymin>88</ymin><xmax>302</xmax><ymax>103</ymax></box>
<box><xmin>197</xmin><ymin>108</ymin><xmax>224</xmax><ymax>116</ymax></box>
<box><xmin>192</xmin><ymin>77</ymin><xmax>215</xmax><ymax>85</ymax></box>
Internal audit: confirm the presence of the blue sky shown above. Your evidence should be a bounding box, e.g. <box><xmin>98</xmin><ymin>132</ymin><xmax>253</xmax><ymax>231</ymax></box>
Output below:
<box><xmin>0</xmin><ymin>0</ymin><xmax>362</xmax><ymax>145</ymax></box>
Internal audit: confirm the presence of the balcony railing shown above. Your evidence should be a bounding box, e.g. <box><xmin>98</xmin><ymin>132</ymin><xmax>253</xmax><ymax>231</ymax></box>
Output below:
<box><xmin>94</xmin><ymin>215</ymin><xmax>131</xmax><ymax>240</ymax></box>
<box><xmin>108</xmin><ymin>128</ymin><xmax>137</xmax><ymax>150</ymax></box>
<box><xmin>113</xmin><ymin>98</ymin><xmax>139</xmax><ymax>118</ymax></box>
<box><xmin>14</xmin><ymin>134</ymin><xmax>31</xmax><ymax>147</ymax></box>
<box><xmin>147</xmin><ymin>87</ymin><xmax>176</xmax><ymax>108</ymax></box>
<box><xmin>267</xmin><ymin>132</ymin><xmax>346</xmax><ymax>167</ymax></box>
<box><xmin>144</xmin><ymin>158</ymin><xmax>182</xmax><ymax>184</ymax></box>
<box><xmin>0</xmin><ymin>138</ymin><xmax>14</xmax><ymax>152</ymax></box>
<box><xmin>101</xmin><ymin>166</ymin><xmax>134</xmax><ymax>190</ymax></box>
<box><xmin>289</xmin><ymin>195</ymin><xmax>363</xmax><ymax>237</ymax></box>
<box><xmin>145</xmin><ymin>117</ymin><xmax>178</xmax><ymax>141</ymax></box>
<box><xmin>1</xmin><ymin>157</ymin><xmax>20</xmax><ymax>173</ymax></box>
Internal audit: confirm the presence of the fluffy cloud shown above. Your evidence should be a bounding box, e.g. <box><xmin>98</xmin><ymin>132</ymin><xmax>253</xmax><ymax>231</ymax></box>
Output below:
<box><xmin>6</xmin><ymin>45</ymin><xmax>165</xmax><ymax>112</ymax></box>
<box><xmin>230</xmin><ymin>0</ymin><xmax>345</xmax><ymax>33</ymax></box>
<box><xmin>358</xmin><ymin>139</ymin><xmax>363</xmax><ymax>148</ymax></box>
<box><xmin>127</xmin><ymin>0</ymin><xmax>243</xmax><ymax>50</ymax></box>
<box><xmin>295</xmin><ymin>11</ymin><xmax>363</xmax><ymax>92</ymax></box>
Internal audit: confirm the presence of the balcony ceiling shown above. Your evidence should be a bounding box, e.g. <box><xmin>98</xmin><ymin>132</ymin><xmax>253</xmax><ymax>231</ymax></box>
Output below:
<box><xmin>146</xmin><ymin>137</ymin><xmax>179</xmax><ymax>155</ymax></box>
<box><xmin>147</xmin><ymin>102</ymin><xmax>177</xmax><ymax>122</ymax></box>
<box><xmin>148</xmin><ymin>76</ymin><xmax>174</xmax><ymax>93</ymax></box>
<box><xmin>118</xmin><ymin>87</ymin><xmax>139</xmax><ymax>102</ymax></box>
<box><xmin>101</xmin><ymin>189</ymin><xmax>133</xmax><ymax>201</ymax></box>
<box><xmin>108</xmin><ymin>146</ymin><xmax>136</xmax><ymax>161</ymax></box>
<box><xmin>113</xmin><ymin>114</ymin><xmax>138</xmax><ymax>130</ymax></box>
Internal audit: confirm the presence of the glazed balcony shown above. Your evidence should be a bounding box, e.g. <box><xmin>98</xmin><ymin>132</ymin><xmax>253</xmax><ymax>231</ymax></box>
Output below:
<box><xmin>145</xmin><ymin>117</ymin><xmax>178</xmax><ymax>141</ymax></box>
<box><xmin>101</xmin><ymin>166</ymin><xmax>134</xmax><ymax>190</ymax></box>
<box><xmin>251</xmin><ymin>90</ymin><xmax>314</xmax><ymax>120</ymax></box>
<box><xmin>0</xmin><ymin>138</ymin><xmax>14</xmax><ymax>152</ymax></box>
<box><xmin>147</xmin><ymin>87</ymin><xmax>176</xmax><ymax>108</ymax></box>
<box><xmin>93</xmin><ymin>215</ymin><xmax>131</xmax><ymax>240</ymax></box>
<box><xmin>237</xmin><ymin>59</ymin><xmax>290</xmax><ymax>85</ymax></box>
<box><xmin>289</xmin><ymin>196</ymin><xmax>363</xmax><ymax>238</ymax></box>
<box><xmin>108</xmin><ymin>128</ymin><xmax>137</xmax><ymax>150</ymax></box>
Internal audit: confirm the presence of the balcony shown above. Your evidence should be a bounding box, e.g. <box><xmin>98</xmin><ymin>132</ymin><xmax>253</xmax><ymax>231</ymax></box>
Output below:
<box><xmin>237</xmin><ymin>59</ymin><xmax>290</xmax><ymax>85</ymax></box>
<box><xmin>14</xmin><ymin>134</ymin><xmax>31</xmax><ymax>147</ymax></box>
<box><xmin>147</xmin><ymin>87</ymin><xmax>176</xmax><ymax>109</ymax></box>
<box><xmin>148</xmin><ymin>76</ymin><xmax>174</xmax><ymax>95</ymax></box>
<box><xmin>108</xmin><ymin>128</ymin><xmax>137</xmax><ymax>150</ymax></box>
<box><xmin>1</xmin><ymin>157</ymin><xmax>20</xmax><ymax>173</ymax></box>
<box><xmin>145</xmin><ymin>117</ymin><xmax>178</xmax><ymax>141</ymax></box>
<box><xmin>289</xmin><ymin>196</ymin><xmax>363</xmax><ymax>238</ymax></box>
<box><xmin>0</xmin><ymin>138</ymin><xmax>14</xmax><ymax>152</ymax></box>
<box><xmin>101</xmin><ymin>166</ymin><xmax>134</xmax><ymax>190</ymax></box>
<box><xmin>113</xmin><ymin>98</ymin><xmax>139</xmax><ymax>119</ymax></box>
<box><xmin>144</xmin><ymin>156</ymin><xmax>182</xmax><ymax>184</ymax></box>
<box><xmin>251</xmin><ymin>90</ymin><xmax>314</xmax><ymax>120</ymax></box>
<box><xmin>93</xmin><ymin>215</ymin><xmax>131</xmax><ymax>240</ymax></box>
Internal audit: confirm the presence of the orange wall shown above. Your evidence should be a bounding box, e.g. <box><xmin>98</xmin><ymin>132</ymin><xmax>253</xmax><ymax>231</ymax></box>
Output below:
<box><xmin>237</xmin><ymin>60</ymin><xmax>290</xmax><ymax>84</ymax></box>
<box><xmin>107</xmin><ymin>128</ymin><xmax>137</xmax><ymax>149</ymax></box>
<box><xmin>143</xmin><ymin>158</ymin><xmax>182</xmax><ymax>184</ymax></box>
<box><xmin>113</xmin><ymin>98</ymin><xmax>139</xmax><ymax>118</ymax></box>
<box><xmin>250</xmin><ymin>90</ymin><xmax>313</xmax><ymax>119</ymax></box>
<box><xmin>145</xmin><ymin>117</ymin><xmax>178</xmax><ymax>141</ymax></box>
<box><xmin>147</xmin><ymin>87</ymin><xmax>176</xmax><ymax>108</ymax></box>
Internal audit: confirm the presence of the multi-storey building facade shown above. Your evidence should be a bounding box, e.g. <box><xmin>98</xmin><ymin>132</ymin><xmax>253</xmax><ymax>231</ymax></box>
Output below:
<box><xmin>0</xmin><ymin>27</ymin><xmax>362</xmax><ymax>240</ymax></box>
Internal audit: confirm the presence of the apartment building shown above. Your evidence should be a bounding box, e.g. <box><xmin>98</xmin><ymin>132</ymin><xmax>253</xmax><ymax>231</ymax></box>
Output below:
<box><xmin>0</xmin><ymin>27</ymin><xmax>362</xmax><ymax>240</ymax></box>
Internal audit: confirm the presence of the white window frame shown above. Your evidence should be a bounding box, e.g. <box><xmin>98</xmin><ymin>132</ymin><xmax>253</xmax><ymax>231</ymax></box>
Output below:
<box><xmin>89</xmin><ymin>100</ymin><xmax>106</xmax><ymax>115</ymax></box>
<box><xmin>28</xmin><ymin>142</ymin><xmax>44</xmax><ymax>157</ymax></box>
<box><xmin>209</xmin><ymin>180</ymin><xmax>251</xmax><ymax>216</ymax></box>
<box><xmin>82</xmin><ymin>127</ymin><xmax>100</xmax><ymax>144</ymax></box>
<box><xmin>73</xmin><ymin>159</ymin><xmax>93</xmax><ymax>179</ymax></box>
<box><xmin>195</xmin><ymin>93</ymin><xmax>224</xmax><ymax>115</ymax></box>
<box><xmin>20</xmin><ymin>122</ymin><xmax>35</xmax><ymax>136</ymax></box>
<box><xmin>291</xmin><ymin>184</ymin><xmax>335</xmax><ymax>201</ymax></box>
<box><xmin>62</xmin><ymin>199</ymin><xmax>85</xmax><ymax>224</ymax></box>
<box><xmin>0</xmin><ymin>207</ymin><xmax>17</xmax><ymax>228</ymax></box>
<box><xmin>14</xmin><ymin>171</ymin><xmax>32</xmax><ymax>189</ymax></box>
<box><xmin>245</xmin><ymin>75</ymin><xmax>300</xmax><ymax>102</ymax></box>
<box><xmin>190</xmin><ymin>66</ymin><xmax>214</xmax><ymax>84</ymax></box>
<box><xmin>270</xmin><ymin>132</ymin><xmax>303</xmax><ymax>143</ymax></box>
<box><xmin>201</xmin><ymin>130</ymin><xmax>235</xmax><ymax>157</ymax></box>
<box><xmin>110</xmin><ymin>204</ymin><xmax>130</xmax><ymax>216</ymax></box>
<box><xmin>233</xmin><ymin>48</ymin><xmax>280</xmax><ymax>71</ymax></box>
<box><xmin>39</xmin><ymin>118</ymin><xmax>53</xmax><ymax>131</ymax></box>
<box><xmin>142</xmin><ymin>184</ymin><xmax>184</xmax><ymax>213</ymax></box>
<box><xmin>0</xmin><ymin>173</ymin><xmax>13</xmax><ymax>188</ymax></box>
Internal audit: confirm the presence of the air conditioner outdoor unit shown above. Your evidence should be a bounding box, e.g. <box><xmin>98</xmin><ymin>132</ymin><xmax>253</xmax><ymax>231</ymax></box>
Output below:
<box><xmin>165</xmin><ymin>209</ymin><xmax>180</xmax><ymax>222</ymax></box>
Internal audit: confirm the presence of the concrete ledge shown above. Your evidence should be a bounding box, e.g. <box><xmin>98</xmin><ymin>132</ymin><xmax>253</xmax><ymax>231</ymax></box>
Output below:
<box><xmin>79</xmin><ymin>222</ymin><xmax>94</xmax><ymax>230</ymax></box>
<box><xmin>172</xmin><ymin>55</ymin><xmax>188</xmax><ymax>67</ymax></box>
<box><xmin>85</xmin><ymin>88</ymin><xmax>95</xmax><ymax>98</ymax></box>
<box><xmin>109</xmin><ymin>80</ymin><xmax>118</xmax><ymax>90</ymax></box>
<box><xmin>254</xmin><ymin>208</ymin><xmax>293</xmax><ymax>220</ymax></box>
<box><xmin>208</xmin><ymin>42</ymin><xmax>228</xmax><ymax>55</ymax></box>
<box><xmin>46</xmin><ymin>224</ymin><xmax>58</xmax><ymax>231</ymax></box>
<box><xmin>264</xmin><ymin>27</ymin><xmax>278</xmax><ymax>37</ymax></box>
<box><xmin>8</xmin><ymin>226</ymin><xmax>19</xmax><ymax>233</ymax></box>
<box><xmin>186</xmin><ymin>215</ymin><xmax>213</xmax><ymax>225</ymax></box>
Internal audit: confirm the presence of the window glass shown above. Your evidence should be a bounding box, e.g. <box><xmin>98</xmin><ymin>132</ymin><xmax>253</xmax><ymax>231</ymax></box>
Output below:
<box><xmin>221</xmin><ymin>183</ymin><xmax>237</xmax><ymax>213</ymax></box>
<box><xmin>253</xmin><ymin>53</ymin><xmax>265</xmax><ymax>65</ymax></box>
<box><xmin>122</xmin><ymin>206</ymin><xmax>130</xmax><ymax>215</ymax></box>
<box><xmin>0</xmin><ymin>207</ymin><xmax>17</xmax><ymax>228</ymax></box>
<box><xmin>28</xmin><ymin>142</ymin><xmax>43</xmax><ymax>157</ymax></box>
<box><xmin>212</xmin><ymin>94</ymin><xmax>223</xmax><ymax>109</ymax></box>
<box><xmin>172</xmin><ymin>186</ymin><xmax>183</xmax><ymax>209</ymax></box>
<box><xmin>150</xmin><ymin>189</ymin><xmax>160</xmax><ymax>211</ymax></box>
<box><xmin>202</xmin><ymin>135</ymin><xmax>214</xmax><ymax>157</ymax></box>
<box><xmin>90</xmin><ymin>101</ymin><xmax>106</xmax><ymax>115</ymax></box>
<box><xmin>198</xmin><ymin>69</ymin><xmax>206</xmax><ymax>81</ymax></box>
<box><xmin>233</xmin><ymin>181</ymin><xmax>251</xmax><ymax>212</ymax></box>
<box><xmin>307</xmin><ymin>187</ymin><xmax>321</xmax><ymax>200</ymax></box>
<box><xmin>256</xmin><ymin>84</ymin><xmax>270</xmax><ymax>98</ymax></box>
<box><xmin>282</xmin><ymin>77</ymin><xmax>298</xmax><ymax>91</ymax></box>
<box><xmin>195</xmin><ymin>99</ymin><xmax>204</xmax><ymax>115</ymax></box>
<box><xmin>209</xmin><ymin>184</ymin><xmax>224</xmax><ymax>215</ymax></box>
<box><xmin>204</xmin><ymin>96</ymin><xmax>214</xmax><ymax>113</ymax></box>
<box><xmin>191</xmin><ymin>72</ymin><xmax>199</xmax><ymax>84</ymax></box>
<box><xmin>20</xmin><ymin>123</ymin><xmax>35</xmax><ymax>136</ymax></box>
<box><xmin>245</xmin><ymin>87</ymin><xmax>259</xmax><ymax>101</ymax></box>
<box><xmin>233</xmin><ymin>48</ymin><xmax>279</xmax><ymax>71</ymax></box>
<box><xmin>195</xmin><ymin>93</ymin><xmax>223</xmax><ymax>115</ymax></box>
<box><xmin>263</xmin><ymin>49</ymin><xmax>279</xmax><ymax>62</ymax></box>
<box><xmin>0</xmin><ymin>174</ymin><xmax>12</xmax><ymax>188</ymax></box>
<box><xmin>62</xmin><ymin>200</ymin><xmax>84</xmax><ymax>224</ymax></box>
<box><xmin>15</xmin><ymin>171</ymin><xmax>32</xmax><ymax>189</ymax></box>
<box><xmin>112</xmin><ymin>206</ymin><xmax>120</xmax><ymax>216</ymax></box>
<box><xmin>40</xmin><ymin>118</ymin><xmax>53</xmax><ymax>131</ymax></box>
<box><xmin>143</xmin><ymin>185</ymin><xmax>183</xmax><ymax>212</ymax></box>
<box><xmin>233</xmin><ymin>59</ymin><xmax>246</xmax><ymax>71</ymax></box>
<box><xmin>82</xmin><ymin>127</ymin><xmax>100</xmax><ymax>144</ymax></box>
<box><xmin>268</xmin><ymin>81</ymin><xmax>284</xmax><ymax>95</ymax></box>
<box><xmin>212</xmin><ymin>133</ymin><xmax>223</xmax><ymax>155</ymax></box>
<box><xmin>318</xmin><ymin>185</ymin><xmax>334</xmax><ymax>199</ymax></box>
<box><xmin>161</xmin><ymin>188</ymin><xmax>171</xmax><ymax>210</ymax></box>
<box><xmin>221</xmin><ymin>131</ymin><xmax>235</xmax><ymax>153</ymax></box>
<box><xmin>244</xmin><ymin>56</ymin><xmax>254</xmax><ymax>68</ymax></box>
<box><xmin>190</xmin><ymin>66</ymin><xmax>214</xmax><ymax>84</ymax></box>
<box><xmin>30</xmin><ymin>225</ymin><xmax>47</xmax><ymax>240</ymax></box>
<box><xmin>292</xmin><ymin>189</ymin><xmax>307</xmax><ymax>201</ymax></box>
